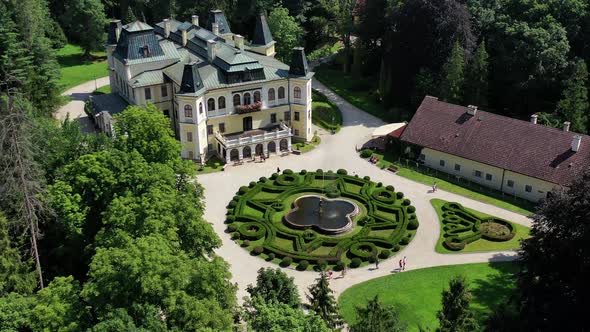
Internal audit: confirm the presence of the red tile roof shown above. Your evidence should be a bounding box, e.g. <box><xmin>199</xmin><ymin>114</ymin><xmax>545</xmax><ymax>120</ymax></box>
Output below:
<box><xmin>388</xmin><ymin>125</ymin><xmax>407</xmax><ymax>138</ymax></box>
<box><xmin>400</xmin><ymin>96</ymin><xmax>590</xmax><ymax>185</ymax></box>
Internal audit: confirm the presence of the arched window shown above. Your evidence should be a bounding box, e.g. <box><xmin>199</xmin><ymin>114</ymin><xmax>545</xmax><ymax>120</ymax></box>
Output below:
<box><xmin>233</xmin><ymin>94</ymin><xmax>241</xmax><ymax>106</ymax></box>
<box><xmin>254</xmin><ymin>91</ymin><xmax>261</xmax><ymax>103</ymax></box>
<box><xmin>278</xmin><ymin>86</ymin><xmax>285</xmax><ymax>99</ymax></box>
<box><xmin>244</xmin><ymin>92</ymin><xmax>251</xmax><ymax>105</ymax></box>
<box><xmin>294</xmin><ymin>86</ymin><xmax>301</xmax><ymax>99</ymax></box>
<box><xmin>268</xmin><ymin>88</ymin><xmax>275</xmax><ymax>101</ymax></box>
<box><xmin>184</xmin><ymin>104</ymin><xmax>193</xmax><ymax>118</ymax></box>
<box><xmin>199</xmin><ymin>103</ymin><xmax>203</xmax><ymax>114</ymax></box>
<box><xmin>218</xmin><ymin>96</ymin><xmax>226</xmax><ymax>109</ymax></box>
<box><xmin>207</xmin><ymin>98</ymin><xmax>215</xmax><ymax>111</ymax></box>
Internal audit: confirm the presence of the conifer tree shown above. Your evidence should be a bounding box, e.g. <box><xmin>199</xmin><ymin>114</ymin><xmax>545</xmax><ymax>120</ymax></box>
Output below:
<box><xmin>350</xmin><ymin>295</ymin><xmax>406</xmax><ymax>332</ymax></box>
<box><xmin>556</xmin><ymin>59</ymin><xmax>589</xmax><ymax>134</ymax></box>
<box><xmin>64</xmin><ymin>0</ymin><xmax>107</xmax><ymax>56</ymax></box>
<box><xmin>465</xmin><ymin>41</ymin><xmax>489</xmax><ymax>107</ymax></box>
<box><xmin>307</xmin><ymin>272</ymin><xmax>343</xmax><ymax>329</ymax></box>
<box><xmin>437</xmin><ymin>276</ymin><xmax>478</xmax><ymax>332</ymax></box>
<box><xmin>441</xmin><ymin>41</ymin><xmax>465</xmax><ymax>104</ymax></box>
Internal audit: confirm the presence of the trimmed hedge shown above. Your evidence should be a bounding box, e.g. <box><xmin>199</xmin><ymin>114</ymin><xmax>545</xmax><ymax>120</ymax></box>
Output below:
<box><xmin>360</xmin><ymin>149</ymin><xmax>373</xmax><ymax>158</ymax></box>
<box><xmin>226</xmin><ymin>170</ymin><xmax>419</xmax><ymax>269</ymax></box>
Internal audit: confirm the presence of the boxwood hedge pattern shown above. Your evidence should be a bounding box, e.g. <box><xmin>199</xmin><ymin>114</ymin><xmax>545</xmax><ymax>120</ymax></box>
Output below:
<box><xmin>440</xmin><ymin>202</ymin><xmax>516</xmax><ymax>251</ymax></box>
<box><xmin>226</xmin><ymin>169</ymin><xmax>419</xmax><ymax>270</ymax></box>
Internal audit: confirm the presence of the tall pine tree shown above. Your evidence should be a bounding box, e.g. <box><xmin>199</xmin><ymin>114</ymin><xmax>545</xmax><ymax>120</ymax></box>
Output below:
<box><xmin>465</xmin><ymin>41</ymin><xmax>489</xmax><ymax>108</ymax></box>
<box><xmin>437</xmin><ymin>276</ymin><xmax>478</xmax><ymax>332</ymax></box>
<box><xmin>441</xmin><ymin>41</ymin><xmax>466</xmax><ymax>104</ymax></box>
<box><xmin>306</xmin><ymin>272</ymin><xmax>343</xmax><ymax>329</ymax></box>
<box><xmin>350</xmin><ymin>295</ymin><xmax>407</xmax><ymax>332</ymax></box>
<box><xmin>555</xmin><ymin>59</ymin><xmax>589</xmax><ymax>134</ymax></box>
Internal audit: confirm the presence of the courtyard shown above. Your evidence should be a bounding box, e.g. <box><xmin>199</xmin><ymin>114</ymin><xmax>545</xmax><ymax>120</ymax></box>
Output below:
<box><xmin>197</xmin><ymin>79</ymin><xmax>532</xmax><ymax>301</ymax></box>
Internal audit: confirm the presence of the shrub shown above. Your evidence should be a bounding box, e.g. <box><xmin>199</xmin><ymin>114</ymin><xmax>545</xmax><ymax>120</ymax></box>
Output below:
<box><xmin>407</xmin><ymin>218</ymin><xmax>419</xmax><ymax>230</ymax></box>
<box><xmin>249</xmin><ymin>181</ymin><xmax>257</xmax><ymax>188</ymax></box>
<box><xmin>402</xmin><ymin>199</ymin><xmax>411</xmax><ymax>206</ymax></box>
<box><xmin>386</xmin><ymin>185</ymin><xmax>394</xmax><ymax>191</ymax></box>
<box><xmin>242</xmin><ymin>240</ymin><xmax>251</xmax><ymax>247</ymax></box>
<box><xmin>327</xmin><ymin>190</ymin><xmax>341</xmax><ymax>198</ymax></box>
<box><xmin>253</xmin><ymin>246</ymin><xmax>264</xmax><ymax>255</ymax></box>
<box><xmin>225</xmin><ymin>215</ymin><xmax>236</xmax><ymax>224</ymax></box>
<box><xmin>407</xmin><ymin>205</ymin><xmax>416</xmax><ymax>213</ymax></box>
<box><xmin>267</xmin><ymin>253</ymin><xmax>275</xmax><ymax>261</ymax></box>
<box><xmin>316</xmin><ymin>169</ymin><xmax>324</xmax><ymax>174</ymax></box>
<box><xmin>350</xmin><ymin>257</ymin><xmax>362</xmax><ymax>268</ymax></box>
<box><xmin>231</xmin><ymin>232</ymin><xmax>240</xmax><ymax>240</ymax></box>
<box><xmin>337</xmin><ymin>169</ymin><xmax>348</xmax><ymax>175</ymax></box>
<box><xmin>350</xmin><ymin>243</ymin><xmax>377</xmax><ymax>259</ymax></box>
<box><xmin>284</xmin><ymin>169</ymin><xmax>293</xmax><ymax>175</ymax></box>
<box><xmin>317</xmin><ymin>259</ymin><xmax>328</xmax><ymax>270</ymax></box>
<box><xmin>360</xmin><ymin>149</ymin><xmax>373</xmax><ymax>158</ymax></box>
<box><xmin>259</xmin><ymin>177</ymin><xmax>268</xmax><ymax>183</ymax></box>
<box><xmin>363</xmin><ymin>176</ymin><xmax>370</xmax><ymax>181</ymax></box>
<box><xmin>377</xmin><ymin>182</ymin><xmax>383</xmax><ymax>187</ymax></box>
<box><xmin>227</xmin><ymin>200</ymin><xmax>237</xmax><ymax>208</ymax></box>
<box><xmin>297</xmin><ymin>260</ymin><xmax>309</xmax><ymax>270</ymax></box>
<box><xmin>270</xmin><ymin>173</ymin><xmax>279</xmax><ymax>179</ymax></box>
<box><xmin>378</xmin><ymin>250</ymin><xmax>390</xmax><ymax>259</ymax></box>
<box><xmin>334</xmin><ymin>261</ymin><xmax>345</xmax><ymax>271</ymax></box>
<box><xmin>396</xmin><ymin>192</ymin><xmax>404</xmax><ymax>199</ymax></box>
<box><xmin>280</xmin><ymin>256</ymin><xmax>293</xmax><ymax>267</ymax></box>
<box><xmin>393</xmin><ymin>245</ymin><xmax>401</xmax><ymax>252</ymax></box>
<box><xmin>227</xmin><ymin>223</ymin><xmax>238</xmax><ymax>232</ymax></box>
<box><xmin>239</xmin><ymin>223</ymin><xmax>265</xmax><ymax>240</ymax></box>
<box><xmin>300</xmin><ymin>169</ymin><xmax>307</xmax><ymax>175</ymax></box>
<box><xmin>239</xmin><ymin>186</ymin><xmax>249</xmax><ymax>194</ymax></box>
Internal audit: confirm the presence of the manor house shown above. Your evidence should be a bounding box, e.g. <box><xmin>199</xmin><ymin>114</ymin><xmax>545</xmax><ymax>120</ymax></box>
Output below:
<box><xmin>99</xmin><ymin>10</ymin><xmax>313</xmax><ymax>163</ymax></box>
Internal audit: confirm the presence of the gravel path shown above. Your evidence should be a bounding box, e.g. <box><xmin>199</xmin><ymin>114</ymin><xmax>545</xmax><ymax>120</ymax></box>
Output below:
<box><xmin>198</xmin><ymin>78</ymin><xmax>532</xmax><ymax>302</ymax></box>
<box><xmin>54</xmin><ymin>77</ymin><xmax>109</xmax><ymax>132</ymax></box>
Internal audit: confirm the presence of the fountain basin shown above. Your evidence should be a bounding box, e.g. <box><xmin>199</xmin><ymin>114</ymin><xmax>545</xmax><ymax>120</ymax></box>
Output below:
<box><xmin>284</xmin><ymin>195</ymin><xmax>359</xmax><ymax>235</ymax></box>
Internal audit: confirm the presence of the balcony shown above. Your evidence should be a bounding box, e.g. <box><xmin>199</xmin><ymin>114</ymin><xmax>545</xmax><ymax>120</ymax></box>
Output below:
<box><xmin>215</xmin><ymin>122</ymin><xmax>291</xmax><ymax>148</ymax></box>
<box><xmin>235</xmin><ymin>101</ymin><xmax>262</xmax><ymax>114</ymax></box>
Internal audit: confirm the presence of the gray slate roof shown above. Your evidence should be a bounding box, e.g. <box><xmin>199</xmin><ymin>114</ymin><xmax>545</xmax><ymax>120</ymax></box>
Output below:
<box><xmin>114</xmin><ymin>22</ymin><xmax>165</xmax><ymax>61</ymax></box>
<box><xmin>289</xmin><ymin>47</ymin><xmax>309</xmax><ymax>76</ymax></box>
<box><xmin>252</xmin><ymin>13</ymin><xmax>274</xmax><ymax>46</ymax></box>
<box><xmin>179</xmin><ymin>62</ymin><xmax>205</xmax><ymax>94</ymax></box>
<box><xmin>207</xmin><ymin>9</ymin><xmax>231</xmax><ymax>34</ymax></box>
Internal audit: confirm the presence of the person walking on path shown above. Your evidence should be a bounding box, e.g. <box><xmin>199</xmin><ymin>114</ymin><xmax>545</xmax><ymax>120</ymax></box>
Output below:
<box><xmin>341</xmin><ymin>267</ymin><xmax>346</xmax><ymax>278</ymax></box>
<box><xmin>398</xmin><ymin>259</ymin><xmax>403</xmax><ymax>272</ymax></box>
<box><xmin>277</xmin><ymin>167</ymin><xmax>281</xmax><ymax>173</ymax></box>
<box><xmin>375</xmin><ymin>257</ymin><xmax>379</xmax><ymax>270</ymax></box>
<box><xmin>403</xmin><ymin>256</ymin><xmax>407</xmax><ymax>271</ymax></box>
<box><xmin>432</xmin><ymin>181</ymin><xmax>437</xmax><ymax>192</ymax></box>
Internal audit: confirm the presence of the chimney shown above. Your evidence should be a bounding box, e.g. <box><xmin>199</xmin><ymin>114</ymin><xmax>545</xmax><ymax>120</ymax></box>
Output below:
<box><xmin>191</xmin><ymin>15</ymin><xmax>199</xmax><ymax>26</ymax></box>
<box><xmin>563</xmin><ymin>121</ymin><xmax>571</xmax><ymax>132</ymax></box>
<box><xmin>107</xmin><ymin>19</ymin><xmax>122</xmax><ymax>45</ymax></box>
<box><xmin>212</xmin><ymin>22</ymin><xmax>219</xmax><ymax>36</ymax></box>
<box><xmin>530</xmin><ymin>114</ymin><xmax>538</xmax><ymax>124</ymax></box>
<box><xmin>182</xmin><ymin>29</ymin><xmax>188</xmax><ymax>46</ymax></box>
<box><xmin>467</xmin><ymin>105</ymin><xmax>478</xmax><ymax>116</ymax></box>
<box><xmin>234</xmin><ymin>34</ymin><xmax>244</xmax><ymax>50</ymax></box>
<box><xmin>572</xmin><ymin>135</ymin><xmax>582</xmax><ymax>152</ymax></box>
<box><xmin>163</xmin><ymin>19</ymin><xmax>171</xmax><ymax>37</ymax></box>
<box><xmin>207</xmin><ymin>39</ymin><xmax>217</xmax><ymax>62</ymax></box>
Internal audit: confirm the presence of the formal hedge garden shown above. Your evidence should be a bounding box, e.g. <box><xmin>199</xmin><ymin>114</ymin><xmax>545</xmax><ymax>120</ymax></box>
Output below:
<box><xmin>226</xmin><ymin>169</ymin><xmax>419</xmax><ymax>270</ymax></box>
<box><xmin>436</xmin><ymin>201</ymin><xmax>516</xmax><ymax>251</ymax></box>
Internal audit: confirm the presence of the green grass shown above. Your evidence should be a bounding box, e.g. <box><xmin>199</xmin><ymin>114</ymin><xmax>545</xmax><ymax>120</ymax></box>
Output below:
<box><xmin>431</xmin><ymin>199</ymin><xmax>531</xmax><ymax>253</ymax></box>
<box><xmin>92</xmin><ymin>85</ymin><xmax>111</xmax><ymax>95</ymax></box>
<box><xmin>56</xmin><ymin>44</ymin><xmax>108</xmax><ymax>92</ymax></box>
<box><xmin>308</xmin><ymin>40</ymin><xmax>343</xmax><ymax>61</ymax></box>
<box><xmin>293</xmin><ymin>135</ymin><xmax>321</xmax><ymax>153</ymax></box>
<box><xmin>339</xmin><ymin>262</ymin><xmax>519</xmax><ymax>331</ymax></box>
<box><xmin>312</xmin><ymin>89</ymin><xmax>343</xmax><ymax>132</ymax></box>
<box><xmin>359</xmin><ymin>151</ymin><xmax>535</xmax><ymax>215</ymax></box>
<box><xmin>195</xmin><ymin>156</ymin><xmax>225</xmax><ymax>174</ymax></box>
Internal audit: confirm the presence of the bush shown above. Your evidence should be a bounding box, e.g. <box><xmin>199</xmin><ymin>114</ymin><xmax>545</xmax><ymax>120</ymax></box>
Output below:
<box><xmin>386</xmin><ymin>185</ymin><xmax>395</xmax><ymax>191</ymax></box>
<box><xmin>259</xmin><ymin>177</ymin><xmax>268</xmax><ymax>183</ymax></box>
<box><xmin>350</xmin><ymin>257</ymin><xmax>362</xmax><ymax>268</ymax></box>
<box><xmin>270</xmin><ymin>173</ymin><xmax>279</xmax><ymax>179</ymax></box>
<box><xmin>242</xmin><ymin>240</ymin><xmax>251</xmax><ymax>247</ymax></box>
<box><xmin>280</xmin><ymin>256</ymin><xmax>293</xmax><ymax>267</ymax></box>
<box><xmin>227</xmin><ymin>223</ymin><xmax>238</xmax><ymax>232</ymax></box>
<box><xmin>231</xmin><ymin>232</ymin><xmax>240</xmax><ymax>240</ymax></box>
<box><xmin>361</xmin><ymin>149</ymin><xmax>373</xmax><ymax>158</ymax></box>
<box><xmin>327</xmin><ymin>190</ymin><xmax>341</xmax><ymax>198</ymax></box>
<box><xmin>239</xmin><ymin>186</ymin><xmax>249</xmax><ymax>194</ymax></box>
<box><xmin>297</xmin><ymin>260</ymin><xmax>309</xmax><ymax>271</ymax></box>
<box><xmin>253</xmin><ymin>246</ymin><xmax>264</xmax><ymax>255</ymax></box>
<box><xmin>378</xmin><ymin>250</ymin><xmax>391</xmax><ymax>259</ymax></box>
<box><xmin>393</xmin><ymin>245</ymin><xmax>401</xmax><ymax>252</ymax></box>
<box><xmin>334</xmin><ymin>261</ymin><xmax>345</xmax><ymax>271</ymax></box>
<box><xmin>227</xmin><ymin>200</ymin><xmax>237</xmax><ymax>208</ymax></box>
<box><xmin>267</xmin><ymin>253</ymin><xmax>276</xmax><ymax>261</ymax></box>
<box><xmin>300</xmin><ymin>169</ymin><xmax>307</xmax><ymax>175</ymax></box>
<box><xmin>402</xmin><ymin>199</ymin><xmax>411</xmax><ymax>206</ymax></box>
<box><xmin>377</xmin><ymin>182</ymin><xmax>383</xmax><ymax>187</ymax></box>
<box><xmin>225</xmin><ymin>215</ymin><xmax>236</xmax><ymax>224</ymax></box>
<box><xmin>407</xmin><ymin>218</ymin><xmax>419</xmax><ymax>230</ymax></box>
<box><xmin>396</xmin><ymin>192</ymin><xmax>404</xmax><ymax>199</ymax></box>
<box><xmin>317</xmin><ymin>259</ymin><xmax>328</xmax><ymax>271</ymax></box>
<box><xmin>407</xmin><ymin>205</ymin><xmax>416</xmax><ymax>213</ymax></box>
<box><xmin>284</xmin><ymin>169</ymin><xmax>293</xmax><ymax>175</ymax></box>
<box><xmin>363</xmin><ymin>176</ymin><xmax>370</xmax><ymax>181</ymax></box>
<box><xmin>249</xmin><ymin>181</ymin><xmax>257</xmax><ymax>188</ymax></box>
<box><xmin>316</xmin><ymin>169</ymin><xmax>324</xmax><ymax>174</ymax></box>
<box><xmin>337</xmin><ymin>169</ymin><xmax>348</xmax><ymax>175</ymax></box>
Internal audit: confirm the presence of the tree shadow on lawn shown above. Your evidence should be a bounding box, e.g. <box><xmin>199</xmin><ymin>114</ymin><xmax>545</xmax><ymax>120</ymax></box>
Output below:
<box><xmin>470</xmin><ymin>254</ymin><xmax>520</xmax><ymax>323</ymax></box>
<box><xmin>57</xmin><ymin>53</ymin><xmax>107</xmax><ymax>68</ymax></box>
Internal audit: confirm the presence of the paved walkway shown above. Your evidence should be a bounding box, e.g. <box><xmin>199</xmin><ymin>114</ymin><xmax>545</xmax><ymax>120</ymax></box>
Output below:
<box><xmin>198</xmin><ymin>78</ymin><xmax>532</xmax><ymax>302</ymax></box>
<box><xmin>54</xmin><ymin>77</ymin><xmax>109</xmax><ymax>132</ymax></box>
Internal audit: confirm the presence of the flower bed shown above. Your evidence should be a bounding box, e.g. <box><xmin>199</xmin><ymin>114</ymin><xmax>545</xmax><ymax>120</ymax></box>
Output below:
<box><xmin>226</xmin><ymin>169</ymin><xmax>419</xmax><ymax>270</ymax></box>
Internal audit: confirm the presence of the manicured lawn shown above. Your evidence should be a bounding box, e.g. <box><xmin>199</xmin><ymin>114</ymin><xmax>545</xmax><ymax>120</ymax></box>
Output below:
<box><xmin>292</xmin><ymin>135</ymin><xmax>321</xmax><ymax>153</ymax></box>
<box><xmin>312</xmin><ymin>89</ymin><xmax>343</xmax><ymax>133</ymax></box>
<box><xmin>339</xmin><ymin>262</ymin><xmax>519</xmax><ymax>331</ymax></box>
<box><xmin>195</xmin><ymin>156</ymin><xmax>225</xmax><ymax>175</ymax></box>
<box><xmin>92</xmin><ymin>85</ymin><xmax>111</xmax><ymax>95</ymax></box>
<box><xmin>57</xmin><ymin>44</ymin><xmax>108</xmax><ymax>92</ymax></box>
<box><xmin>431</xmin><ymin>199</ymin><xmax>531</xmax><ymax>253</ymax></box>
<box><xmin>314</xmin><ymin>67</ymin><xmax>387</xmax><ymax>120</ymax></box>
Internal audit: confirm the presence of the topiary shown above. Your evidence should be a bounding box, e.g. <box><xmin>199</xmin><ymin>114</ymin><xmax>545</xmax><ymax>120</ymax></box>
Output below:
<box><xmin>337</xmin><ymin>169</ymin><xmax>348</xmax><ymax>175</ymax></box>
<box><xmin>317</xmin><ymin>259</ymin><xmax>328</xmax><ymax>271</ymax></box>
<box><xmin>334</xmin><ymin>261</ymin><xmax>345</xmax><ymax>271</ymax></box>
<box><xmin>402</xmin><ymin>198</ymin><xmax>411</xmax><ymax>206</ymax></box>
<box><xmin>350</xmin><ymin>257</ymin><xmax>362</xmax><ymax>268</ymax></box>
<box><xmin>241</xmin><ymin>240</ymin><xmax>251</xmax><ymax>247</ymax></box>
<box><xmin>407</xmin><ymin>205</ymin><xmax>416</xmax><ymax>213</ymax></box>
<box><xmin>284</xmin><ymin>169</ymin><xmax>293</xmax><ymax>175</ymax></box>
<box><xmin>249</xmin><ymin>181</ymin><xmax>257</xmax><ymax>188</ymax></box>
<box><xmin>396</xmin><ymin>192</ymin><xmax>404</xmax><ymax>199</ymax></box>
<box><xmin>386</xmin><ymin>185</ymin><xmax>394</xmax><ymax>191</ymax></box>
<box><xmin>363</xmin><ymin>176</ymin><xmax>370</xmax><ymax>181</ymax></box>
<box><xmin>378</xmin><ymin>249</ymin><xmax>391</xmax><ymax>259</ymax></box>
<box><xmin>393</xmin><ymin>245</ymin><xmax>401</xmax><ymax>252</ymax></box>
<box><xmin>259</xmin><ymin>177</ymin><xmax>268</xmax><ymax>183</ymax></box>
<box><xmin>300</xmin><ymin>169</ymin><xmax>307</xmax><ymax>175</ymax></box>
<box><xmin>280</xmin><ymin>256</ymin><xmax>293</xmax><ymax>267</ymax></box>
<box><xmin>253</xmin><ymin>246</ymin><xmax>264</xmax><ymax>255</ymax></box>
<box><xmin>239</xmin><ymin>186</ymin><xmax>249</xmax><ymax>194</ymax></box>
<box><xmin>361</xmin><ymin>149</ymin><xmax>373</xmax><ymax>158</ymax></box>
<box><xmin>227</xmin><ymin>223</ymin><xmax>238</xmax><ymax>232</ymax></box>
<box><xmin>227</xmin><ymin>200</ymin><xmax>237</xmax><ymax>208</ymax></box>
<box><xmin>267</xmin><ymin>253</ymin><xmax>275</xmax><ymax>261</ymax></box>
<box><xmin>225</xmin><ymin>215</ymin><xmax>236</xmax><ymax>224</ymax></box>
<box><xmin>270</xmin><ymin>173</ymin><xmax>279</xmax><ymax>179</ymax></box>
<box><xmin>231</xmin><ymin>232</ymin><xmax>240</xmax><ymax>240</ymax></box>
<box><xmin>297</xmin><ymin>260</ymin><xmax>309</xmax><ymax>271</ymax></box>
<box><xmin>377</xmin><ymin>182</ymin><xmax>383</xmax><ymax>187</ymax></box>
<box><xmin>316</xmin><ymin>169</ymin><xmax>324</xmax><ymax>174</ymax></box>
<box><xmin>407</xmin><ymin>218</ymin><xmax>419</xmax><ymax>230</ymax></box>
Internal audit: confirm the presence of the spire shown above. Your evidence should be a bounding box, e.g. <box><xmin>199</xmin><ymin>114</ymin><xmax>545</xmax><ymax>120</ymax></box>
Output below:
<box><xmin>289</xmin><ymin>47</ymin><xmax>309</xmax><ymax>76</ymax></box>
<box><xmin>180</xmin><ymin>62</ymin><xmax>204</xmax><ymax>94</ymax></box>
<box><xmin>252</xmin><ymin>12</ymin><xmax>273</xmax><ymax>46</ymax></box>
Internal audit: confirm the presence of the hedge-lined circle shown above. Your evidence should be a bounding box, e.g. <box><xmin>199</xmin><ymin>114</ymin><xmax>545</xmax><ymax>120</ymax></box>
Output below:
<box><xmin>226</xmin><ymin>169</ymin><xmax>419</xmax><ymax>270</ymax></box>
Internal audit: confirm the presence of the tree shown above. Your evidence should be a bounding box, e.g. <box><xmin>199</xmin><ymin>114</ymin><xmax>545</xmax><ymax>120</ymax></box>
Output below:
<box><xmin>115</xmin><ymin>103</ymin><xmax>181</xmax><ymax>165</ymax></box>
<box><xmin>246</xmin><ymin>267</ymin><xmax>301</xmax><ymax>308</ymax></box>
<box><xmin>465</xmin><ymin>41</ymin><xmax>489</xmax><ymax>108</ymax></box>
<box><xmin>555</xmin><ymin>59</ymin><xmax>588</xmax><ymax>133</ymax></box>
<box><xmin>437</xmin><ymin>276</ymin><xmax>478</xmax><ymax>332</ymax></box>
<box><xmin>0</xmin><ymin>211</ymin><xmax>36</xmax><ymax>296</ymax></box>
<box><xmin>306</xmin><ymin>272</ymin><xmax>343</xmax><ymax>329</ymax></box>
<box><xmin>267</xmin><ymin>7</ymin><xmax>305</xmax><ymax>62</ymax></box>
<box><xmin>412</xmin><ymin>67</ymin><xmax>436</xmax><ymax>107</ymax></box>
<box><xmin>441</xmin><ymin>41</ymin><xmax>466</xmax><ymax>104</ymax></box>
<box><xmin>350</xmin><ymin>295</ymin><xmax>406</xmax><ymax>332</ymax></box>
<box><xmin>516</xmin><ymin>170</ymin><xmax>590</xmax><ymax>330</ymax></box>
<box><xmin>62</xmin><ymin>0</ymin><xmax>107</xmax><ymax>56</ymax></box>
<box><xmin>246</xmin><ymin>299</ymin><xmax>330</xmax><ymax>332</ymax></box>
<box><xmin>335</xmin><ymin>0</ymin><xmax>356</xmax><ymax>73</ymax></box>
<box><xmin>0</xmin><ymin>95</ymin><xmax>47</xmax><ymax>288</ymax></box>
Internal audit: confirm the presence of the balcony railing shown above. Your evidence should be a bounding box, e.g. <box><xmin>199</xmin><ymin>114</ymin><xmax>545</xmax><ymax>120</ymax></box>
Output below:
<box><xmin>216</xmin><ymin>123</ymin><xmax>291</xmax><ymax>148</ymax></box>
<box><xmin>235</xmin><ymin>101</ymin><xmax>262</xmax><ymax>114</ymax></box>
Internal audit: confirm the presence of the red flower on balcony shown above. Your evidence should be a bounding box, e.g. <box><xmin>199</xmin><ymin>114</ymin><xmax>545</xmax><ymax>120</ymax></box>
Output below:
<box><xmin>235</xmin><ymin>101</ymin><xmax>262</xmax><ymax>114</ymax></box>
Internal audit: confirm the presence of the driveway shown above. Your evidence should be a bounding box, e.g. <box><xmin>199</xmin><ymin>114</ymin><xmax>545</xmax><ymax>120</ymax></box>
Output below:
<box><xmin>54</xmin><ymin>77</ymin><xmax>109</xmax><ymax>132</ymax></box>
<box><xmin>198</xmin><ymin>78</ymin><xmax>532</xmax><ymax>301</ymax></box>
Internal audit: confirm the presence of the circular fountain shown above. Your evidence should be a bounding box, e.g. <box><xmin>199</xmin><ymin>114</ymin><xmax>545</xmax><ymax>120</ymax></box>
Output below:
<box><xmin>284</xmin><ymin>195</ymin><xmax>359</xmax><ymax>235</ymax></box>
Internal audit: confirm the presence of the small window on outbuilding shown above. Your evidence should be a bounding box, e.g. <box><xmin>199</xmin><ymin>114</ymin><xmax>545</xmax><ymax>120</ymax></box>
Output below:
<box><xmin>144</xmin><ymin>87</ymin><xmax>151</xmax><ymax>100</ymax></box>
<box><xmin>439</xmin><ymin>160</ymin><xmax>445</xmax><ymax>167</ymax></box>
<box><xmin>507</xmin><ymin>180</ymin><xmax>514</xmax><ymax>188</ymax></box>
<box><xmin>525</xmin><ymin>185</ymin><xmax>532</xmax><ymax>192</ymax></box>
<box><xmin>474</xmin><ymin>170</ymin><xmax>482</xmax><ymax>178</ymax></box>
<box><xmin>486</xmin><ymin>173</ymin><xmax>493</xmax><ymax>181</ymax></box>
<box><xmin>454</xmin><ymin>164</ymin><xmax>461</xmax><ymax>171</ymax></box>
